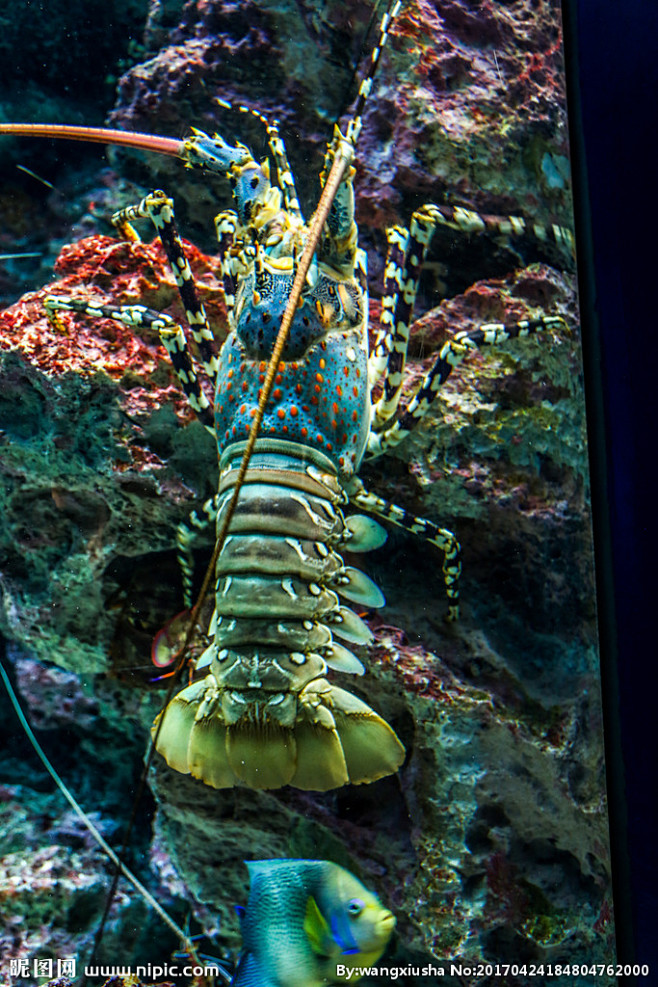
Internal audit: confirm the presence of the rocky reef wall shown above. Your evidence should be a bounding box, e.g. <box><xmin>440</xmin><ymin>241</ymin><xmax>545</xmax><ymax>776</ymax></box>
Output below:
<box><xmin>0</xmin><ymin>2</ymin><xmax>612</xmax><ymax>985</ymax></box>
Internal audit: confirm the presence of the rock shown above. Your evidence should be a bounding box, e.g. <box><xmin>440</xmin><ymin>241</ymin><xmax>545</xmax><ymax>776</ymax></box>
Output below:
<box><xmin>0</xmin><ymin>0</ymin><xmax>612</xmax><ymax>980</ymax></box>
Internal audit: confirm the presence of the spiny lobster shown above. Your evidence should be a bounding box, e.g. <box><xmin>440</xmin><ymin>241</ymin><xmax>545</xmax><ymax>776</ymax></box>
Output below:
<box><xmin>0</xmin><ymin>0</ymin><xmax>572</xmax><ymax>795</ymax></box>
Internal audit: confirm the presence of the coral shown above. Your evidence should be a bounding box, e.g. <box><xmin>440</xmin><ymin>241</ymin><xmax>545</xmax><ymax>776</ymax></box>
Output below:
<box><xmin>0</xmin><ymin>782</ymin><xmax>181</xmax><ymax>983</ymax></box>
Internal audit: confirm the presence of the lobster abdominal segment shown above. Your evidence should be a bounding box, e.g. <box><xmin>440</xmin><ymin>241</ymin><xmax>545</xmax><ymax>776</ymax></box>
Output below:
<box><xmin>154</xmin><ymin>441</ymin><xmax>405</xmax><ymax>791</ymax></box>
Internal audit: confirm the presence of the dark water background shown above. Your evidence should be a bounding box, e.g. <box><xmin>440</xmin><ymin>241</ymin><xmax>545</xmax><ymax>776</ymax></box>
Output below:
<box><xmin>565</xmin><ymin>0</ymin><xmax>658</xmax><ymax>977</ymax></box>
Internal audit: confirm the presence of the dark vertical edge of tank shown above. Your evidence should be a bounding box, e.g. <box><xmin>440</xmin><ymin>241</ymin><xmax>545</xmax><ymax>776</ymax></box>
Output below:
<box><xmin>559</xmin><ymin>0</ymin><xmax>632</xmax><ymax>971</ymax></box>
<box><xmin>561</xmin><ymin>0</ymin><xmax>658</xmax><ymax>978</ymax></box>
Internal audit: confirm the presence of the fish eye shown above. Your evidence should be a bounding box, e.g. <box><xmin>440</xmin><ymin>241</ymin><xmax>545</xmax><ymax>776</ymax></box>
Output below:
<box><xmin>347</xmin><ymin>898</ymin><xmax>364</xmax><ymax>916</ymax></box>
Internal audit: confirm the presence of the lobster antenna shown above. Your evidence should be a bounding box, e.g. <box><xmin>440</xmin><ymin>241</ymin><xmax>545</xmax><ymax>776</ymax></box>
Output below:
<box><xmin>345</xmin><ymin>0</ymin><xmax>401</xmax><ymax>144</ymax></box>
<box><xmin>333</xmin><ymin>0</ymin><xmax>387</xmax><ymax>130</ymax></box>
<box><xmin>0</xmin><ymin>122</ymin><xmax>184</xmax><ymax>157</ymax></box>
<box><xmin>0</xmin><ymin>654</ymin><xmax>200</xmax><ymax>959</ymax></box>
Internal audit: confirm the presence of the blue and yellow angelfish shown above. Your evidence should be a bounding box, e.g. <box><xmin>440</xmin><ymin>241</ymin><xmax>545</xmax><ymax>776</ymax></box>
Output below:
<box><xmin>233</xmin><ymin>859</ymin><xmax>395</xmax><ymax>986</ymax></box>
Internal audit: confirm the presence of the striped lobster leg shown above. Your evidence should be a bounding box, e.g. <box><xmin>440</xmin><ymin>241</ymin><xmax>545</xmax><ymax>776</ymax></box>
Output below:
<box><xmin>361</xmin><ymin>203</ymin><xmax>570</xmax><ymax>617</ymax></box>
<box><xmin>357</xmin><ymin>313</ymin><xmax>567</xmax><ymax>620</ymax></box>
<box><xmin>111</xmin><ymin>191</ymin><xmax>220</xmax><ymax>389</ymax></box>
<box><xmin>368</xmin><ymin>315</ymin><xmax>567</xmax><ymax>458</ymax></box>
<box><xmin>346</xmin><ymin>476</ymin><xmax>462</xmax><ymax>623</ymax></box>
<box><xmin>175</xmin><ymin>494</ymin><xmax>219</xmax><ymax>610</ymax></box>
<box><xmin>45</xmin><ymin>188</ymin><xmax>229</xmax><ymax>431</ymax></box>
<box><xmin>370</xmin><ymin>203</ymin><xmax>573</xmax><ymax>431</ymax></box>
<box><xmin>43</xmin><ymin>295</ymin><xmax>216</xmax><ymax>431</ymax></box>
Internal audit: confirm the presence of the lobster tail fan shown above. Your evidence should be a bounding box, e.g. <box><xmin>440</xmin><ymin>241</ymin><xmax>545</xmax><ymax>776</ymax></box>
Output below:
<box><xmin>226</xmin><ymin>724</ymin><xmax>297</xmax><ymax>789</ymax></box>
<box><xmin>324</xmin><ymin>684</ymin><xmax>406</xmax><ymax>784</ymax></box>
<box><xmin>153</xmin><ymin>678</ymin><xmax>211</xmax><ymax>774</ymax></box>
<box><xmin>153</xmin><ymin>676</ymin><xmax>404</xmax><ymax>791</ymax></box>
<box><xmin>187</xmin><ymin>717</ymin><xmax>236</xmax><ymax>789</ymax></box>
<box><xmin>292</xmin><ymin>719</ymin><xmax>351</xmax><ymax>791</ymax></box>
<box><xmin>154</xmin><ymin>682</ymin><xmax>300</xmax><ymax>790</ymax></box>
<box><xmin>153</xmin><ymin>677</ymin><xmax>239</xmax><ymax>788</ymax></box>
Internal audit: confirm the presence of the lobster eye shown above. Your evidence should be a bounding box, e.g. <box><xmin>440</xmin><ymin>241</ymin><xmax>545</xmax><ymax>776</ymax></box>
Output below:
<box><xmin>347</xmin><ymin>898</ymin><xmax>364</xmax><ymax>916</ymax></box>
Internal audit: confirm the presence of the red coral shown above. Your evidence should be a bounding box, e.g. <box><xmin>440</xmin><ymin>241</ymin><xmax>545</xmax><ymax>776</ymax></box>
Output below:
<box><xmin>0</xmin><ymin>234</ymin><xmax>227</xmax><ymax>429</ymax></box>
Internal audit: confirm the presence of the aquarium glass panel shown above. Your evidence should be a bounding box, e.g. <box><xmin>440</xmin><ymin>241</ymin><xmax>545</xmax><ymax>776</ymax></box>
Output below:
<box><xmin>0</xmin><ymin>1</ymin><xmax>615</xmax><ymax>984</ymax></box>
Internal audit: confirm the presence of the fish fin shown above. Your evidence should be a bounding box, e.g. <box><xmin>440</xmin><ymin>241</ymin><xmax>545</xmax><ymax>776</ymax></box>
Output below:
<box><xmin>245</xmin><ymin>859</ymin><xmax>282</xmax><ymax>878</ymax></box>
<box><xmin>304</xmin><ymin>895</ymin><xmax>333</xmax><ymax>956</ymax></box>
<box><xmin>151</xmin><ymin>608</ymin><xmax>193</xmax><ymax>668</ymax></box>
<box><xmin>234</xmin><ymin>903</ymin><xmax>246</xmax><ymax>934</ymax></box>
<box><xmin>305</xmin><ymin>895</ymin><xmax>360</xmax><ymax>957</ymax></box>
<box><xmin>232</xmin><ymin>951</ymin><xmax>279</xmax><ymax>987</ymax></box>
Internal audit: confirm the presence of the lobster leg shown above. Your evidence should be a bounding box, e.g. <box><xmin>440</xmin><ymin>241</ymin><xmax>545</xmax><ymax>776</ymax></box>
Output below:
<box><xmin>46</xmin><ymin>188</ymin><xmax>239</xmax><ymax>429</ymax></box>
<box><xmin>43</xmin><ymin>296</ymin><xmax>215</xmax><ymax>430</ymax></box>
<box><xmin>421</xmin><ymin>203</ymin><xmax>576</xmax><ymax>264</ymax></box>
<box><xmin>213</xmin><ymin>209</ymin><xmax>240</xmax><ymax>318</ymax></box>
<box><xmin>111</xmin><ymin>190</ymin><xmax>220</xmax><ymax>389</ymax></box>
<box><xmin>361</xmin><ymin>312</ymin><xmax>566</xmax><ymax>618</ymax></box>
<box><xmin>369</xmin><ymin>202</ymin><xmax>480</xmax><ymax>427</ymax></box>
<box><xmin>368</xmin><ymin>225</ymin><xmax>407</xmax><ymax>391</ymax></box>
<box><xmin>177</xmin><ymin>494</ymin><xmax>219</xmax><ymax>609</ymax></box>
<box><xmin>370</xmin><ymin>203</ymin><xmax>574</xmax><ymax>431</ymax></box>
<box><xmin>367</xmin><ymin>315</ymin><xmax>567</xmax><ymax>457</ymax></box>
<box><xmin>347</xmin><ymin>477</ymin><xmax>461</xmax><ymax>622</ymax></box>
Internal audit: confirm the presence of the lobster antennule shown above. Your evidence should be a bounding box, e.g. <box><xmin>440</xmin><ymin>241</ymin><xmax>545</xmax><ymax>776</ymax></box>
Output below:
<box><xmin>0</xmin><ymin>122</ymin><xmax>185</xmax><ymax>158</ymax></box>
